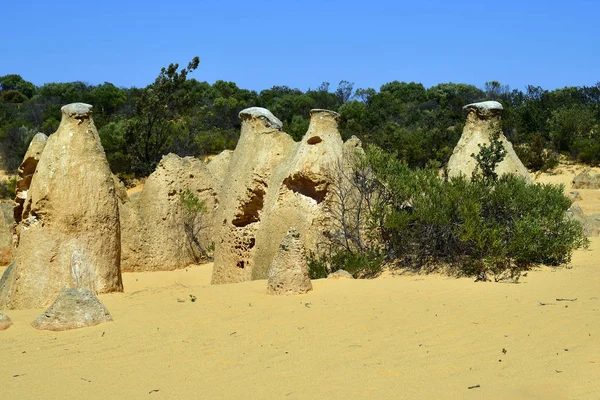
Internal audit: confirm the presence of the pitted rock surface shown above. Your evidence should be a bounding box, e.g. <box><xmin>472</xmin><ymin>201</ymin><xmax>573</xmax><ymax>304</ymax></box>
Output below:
<box><xmin>266</xmin><ymin>228</ymin><xmax>313</xmax><ymax>295</ymax></box>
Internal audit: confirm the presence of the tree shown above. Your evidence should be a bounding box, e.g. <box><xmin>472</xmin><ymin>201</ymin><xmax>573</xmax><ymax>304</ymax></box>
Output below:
<box><xmin>90</xmin><ymin>82</ymin><xmax>126</xmax><ymax>116</ymax></box>
<box><xmin>471</xmin><ymin>126</ymin><xmax>507</xmax><ymax>184</ymax></box>
<box><xmin>335</xmin><ymin>80</ymin><xmax>354</xmax><ymax>104</ymax></box>
<box><xmin>484</xmin><ymin>81</ymin><xmax>510</xmax><ymax>100</ymax></box>
<box><xmin>180</xmin><ymin>189</ymin><xmax>213</xmax><ymax>262</ymax></box>
<box><xmin>0</xmin><ymin>74</ymin><xmax>36</xmax><ymax>98</ymax></box>
<box><xmin>548</xmin><ymin>104</ymin><xmax>596</xmax><ymax>152</ymax></box>
<box><xmin>124</xmin><ymin>56</ymin><xmax>200</xmax><ymax>175</ymax></box>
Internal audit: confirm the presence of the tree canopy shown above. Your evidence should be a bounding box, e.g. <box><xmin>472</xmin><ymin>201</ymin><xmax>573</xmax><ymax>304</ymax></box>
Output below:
<box><xmin>1</xmin><ymin>64</ymin><xmax>599</xmax><ymax>175</ymax></box>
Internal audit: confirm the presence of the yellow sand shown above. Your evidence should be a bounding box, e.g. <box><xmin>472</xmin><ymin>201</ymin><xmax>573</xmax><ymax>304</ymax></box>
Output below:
<box><xmin>1</xmin><ymin>167</ymin><xmax>599</xmax><ymax>399</ymax></box>
<box><xmin>0</xmin><ymin>239</ymin><xmax>598</xmax><ymax>399</ymax></box>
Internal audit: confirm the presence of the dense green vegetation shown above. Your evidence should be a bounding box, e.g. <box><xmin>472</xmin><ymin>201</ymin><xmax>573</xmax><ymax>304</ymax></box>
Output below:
<box><xmin>309</xmin><ymin>145</ymin><xmax>588</xmax><ymax>281</ymax></box>
<box><xmin>1</xmin><ymin>58</ymin><xmax>599</xmax><ymax>176</ymax></box>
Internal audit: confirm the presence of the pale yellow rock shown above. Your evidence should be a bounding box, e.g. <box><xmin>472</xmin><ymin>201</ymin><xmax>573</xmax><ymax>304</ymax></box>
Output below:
<box><xmin>120</xmin><ymin>154</ymin><xmax>220</xmax><ymax>272</ymax></box>
<box><xmin>0</xmin><ymin>103</ymin><xmax>123</xmax><ymax>310</ymax></box>
<box><xmin>572</xmin><ymin>170</ymin><xmax>600</xmax><ymax>189</ymax></box>
<box><xmin>211</xmin><ymin>107</ymin><xmax>296</xmax><ymax>284</ymax></box>
<box><xmin>327</xmin><ymin>269</ymin><xmax>354</xmax><ymax>279</ymax></box>
<box><xmin>0</xmin><ymin>312</ymin><xmax>11</xmax><ymax>330</ymax></box>
<box><xmin>446</xmin><ymin>101</ymin><xmax>532</xmax><ymax>183</ymax></box>
<box><xmin>31</xmin><ymin>288</ymin><xmax>112</xmax><ymax>331</ymax></box>
<box><xmin>266</xmin><ymin>228</ymin><xmax>312</xmax><ymax>295</ymax></box>
<box><xmin>13</xmin><ymin>133</ymin><xmax>48</xmax><ymax>230</ymax></box>
<box><xmin>0</xmin><ymin>200</ymin><xmax>12</xmax><ymax>265</ymax></box>
<box><xmin>206</xmin><ymin>150</ymin><xmax>234</xmax><ymax>188</ymax></box>
<box><xmin>211</xmin><ymin>108</ymin><xmax>357</xmax><ymax>284</ymax></box>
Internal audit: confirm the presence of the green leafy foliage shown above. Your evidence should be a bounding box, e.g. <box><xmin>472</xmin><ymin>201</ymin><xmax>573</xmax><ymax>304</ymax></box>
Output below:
<box><xmin>514</xmin><ymin>134</ymin><xmax>559</xmax><ymax>172</ymax></box>
<box><xmin>308</xmin><ymin>249</ymin><xmax>384</xmax><ymax>279</ymax></box>
<box><xmin>471</xmin><ymin>125</ymin><xmax>507</xmax><ymax>184</ymax></box>
<box><xmin>0</xmin><ymin>66</ymin><xmax>599</xmax><ymax>178</ymax></box>
<box><xmin>179</xmin><ymin>189</ymin><xmax>213</xmax><ymax>263</ymax></box>
<box><xmin>319</xmin><ymin>145</ymin><xmax>588</xmax><ymax>281</ymax></box>
<box><xmin>0</xmin><ymin>177</ymin><xmax>17</xmax><ymax>199</ymax></box>
<box><xmin>124</xmin><ymin>57</ymin><xmax>200</xmax><ymax>175</ymax></box>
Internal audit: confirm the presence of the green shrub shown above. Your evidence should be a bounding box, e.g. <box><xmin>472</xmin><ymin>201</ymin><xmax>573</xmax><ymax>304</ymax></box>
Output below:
<box><xmin>307</xmin><ymin>249</ymin><xmax>384</xmax><ymax>279</ymax></box>
<box><xmin>179</xmin><ymin>189</ymin><xmax>213</xmax><ymax>262</ymax></box>
<box><xmin>572</xmin><ymin>137</ymin><xmax>600</xmax><ymax>166</ymax></box>
<box><xmin>471</xmin><ymin>125</ymin><xmax>506</xmax><ymax>183</ymax></box>
<box><xmin>322</xmin><ymin>145</ymin><xmax>588</xmax><ymax>281</ymax></box>
<box><xmin>0</xmin><ymin>177</ymin><xmax>16</xmax><ymax>199</ymax></box>
<box><xmin>515</xmin><ymin>134</ymin><xmax>559</xmax><ymax>172</ymax></box>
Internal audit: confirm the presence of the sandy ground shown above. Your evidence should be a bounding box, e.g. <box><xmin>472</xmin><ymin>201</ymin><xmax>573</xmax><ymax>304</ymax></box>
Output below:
<box><xmin>1</xmin><ymin>238</ymin><xmax>599</xmax><ymax>399</ymax></box>
<box><xmin>534</xmin><ymin>165</ymin><xmax>600</xmax><ymax>215</ymax></box>
<box><xmin>1</xmin><ymin>165</ymin><xmax>599</xmax><ymax>399</ymax></box>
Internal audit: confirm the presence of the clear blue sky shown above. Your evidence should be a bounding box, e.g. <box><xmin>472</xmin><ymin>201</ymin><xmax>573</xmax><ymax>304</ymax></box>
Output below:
<box><xmin>1</xmin><ymin>0</ymin><xmax>598</xmax><ymax>93</ymax></box>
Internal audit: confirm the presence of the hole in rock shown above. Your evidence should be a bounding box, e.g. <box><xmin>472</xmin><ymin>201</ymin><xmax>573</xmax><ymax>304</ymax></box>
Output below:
<box><xmin>232</xmin><ymin>187</ymin><xmax>266</xmax><ymax>227</ymax></box>
<box><xmin>283</xmin><ymin>173</ymin><xmax>327</xmax><ymax>203</ymax></box>
<box><xmin>307</xmin><ymin>136</ymin><xmax>322</xmax><ymax>145</ymax></box>
<box><xmin>237</xmin><ymin>261</ymin><xmax>245</xmax><ymax>269</ymax></box>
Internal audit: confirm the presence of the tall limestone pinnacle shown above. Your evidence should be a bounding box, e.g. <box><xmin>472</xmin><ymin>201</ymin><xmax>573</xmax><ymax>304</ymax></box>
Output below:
<box><xmin>211</xmin><ymin>107</ymin><xmax>353</xmax><ymax>284</ymax></box>
<box><xmin>446</xmin><ymin>101</ymin><xmax>532</xmax><ymax>183</ymax></box>
<box><xmin>0</xmin><ymin>103</ymin><xmax>123</xmax><ymax>309</ymax></box>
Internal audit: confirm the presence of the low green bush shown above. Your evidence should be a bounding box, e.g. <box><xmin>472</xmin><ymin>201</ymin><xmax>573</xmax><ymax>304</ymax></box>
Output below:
<box><xmin>515</xmin><ymin>134</ymin><xmax>559</xmax><ymax>172</ymax></box>
<box><xmin>308</xmin><ymin>249</ymin><xmax>384</xmax><ymax>279</ymax></box>
<box><xmin>320</xmin><ymin>145</ymin><xmax>588</xmax><ymax>281</ymax></box>
<box><xmin>0</xmin><ymin>177</ymin><xmax>16</xmax><ymax>199</ymax></box>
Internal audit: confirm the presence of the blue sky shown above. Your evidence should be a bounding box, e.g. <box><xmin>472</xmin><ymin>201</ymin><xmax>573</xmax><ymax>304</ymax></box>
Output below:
<box><xmin>1</xmin><ymin>0</ymin><xmax>598</xmax><ymax>93</ymax></box>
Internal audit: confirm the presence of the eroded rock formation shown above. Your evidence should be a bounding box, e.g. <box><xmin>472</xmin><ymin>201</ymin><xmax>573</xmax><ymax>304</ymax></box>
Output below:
<box><xmin>14</xmin><ymin>133</ymin><xmax>48</xmax><ymax>230</ymax></box>
<box><xmin>572</xmin><ymin>170</ymin><xmax>600</xmax><ymax>189</ymax></box>
<box><xmin>0</xmin><ymin>200</ymin><xmax>12</xmax><ymax>265</ymax></box>
<box><xmin>212</xmin><ymin>107</ymin><xmax>357</xmax><ymax>284</ymax></box>
<box><xmin>0</xmin><ymin>103</ymin><xmax>123</xmax><ymax>309</ymax></box>
<box><xmin>120</xmin><ymin>154</ymin><xmax>220</xmax><ymax>271</ymax></box>
<box><xmin>567</xmin><ymin>204</ymin><xmax>600</xmax><ymax>237</ymax></box>
<box><xmin>266</xmin><ymin>228</ymin><xmax>312</xmax><ymax>295</ymax></box>
<box><xmin>0</xmin><ymin>312</ymin><xmax>12</xmax><ymax>330</ymax></box>
<box><xmin>447</xmin><ymin>101</ymin><xmax>532</xmax><ymax>183</ymax></box>
<box><xmin>327</xmin><ymin>269</ymin><xmax>354</xmax><ymax>279</ymax></box>
<box><xmin>31</xmin><ymin>288</ymin><xmax>113</xmax><ymax>331</ymax></box>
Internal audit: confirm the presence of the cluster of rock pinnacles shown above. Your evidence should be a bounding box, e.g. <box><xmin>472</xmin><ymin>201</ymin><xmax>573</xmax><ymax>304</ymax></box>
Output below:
<box><xmin>0</xmin><ymin>100</ymin><xmax>532</xmax><ymax>330</ymax></box>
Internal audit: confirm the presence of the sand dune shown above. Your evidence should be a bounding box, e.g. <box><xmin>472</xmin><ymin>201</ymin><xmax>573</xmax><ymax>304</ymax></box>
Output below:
<box><xmin>1</xmin><ymin>237</ymin><xmax>599</xmax><ymax>399</ymax></box>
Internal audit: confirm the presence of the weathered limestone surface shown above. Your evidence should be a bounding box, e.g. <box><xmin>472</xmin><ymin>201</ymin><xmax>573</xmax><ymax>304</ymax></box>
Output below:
<box><xmin>567</xmin><ymin>204</ymin><xmax>600</xmax><ymax>237</ymax></box>
<box><xmin>14</xmin><ymin>133</ymin><xmax>48</xmax><ymax>228</ymax></box>
<box><xmin>120</xmin><ymin>154</ymin><xmax>221</xmax><ymax>271</ymax></box>
<box><xmin>327</xmin><ymin>269</ymin><xmax>354</xmax><ymax>279</ymax></box>
<box><xmin>266</xmin><ymin>228</ymin><xmax>312</xmax><ymax>295</ymax></box>
<box><xmin>212</xmin><ymin>108</ymin><xmax>357</xmax><ymax>284</ymax></box>
<box><xmin>0</xmin><ymin>312</ymin><xmax>12</xmax><ymax>330</ymax></box>
<box><xmin>211</xmin><ymin>107</ymin><xmax>296</xmax><ymax>284</ymax></box>
<box><xmin>0</xmin><ymin>103</ymin><xmax>123</xmax><ymax>309</ymax></box>
<box><xmin>447</xmin><ymin>101</ymin><xmax>532</xmax><ymax>183</ymax></box>
<box><xmin>572</xmin><ymin>170</ymin><xmax>600</xmax><ymax>189</ymax></box>
<box><xmin>0</xmin><ymin>200</ymin><xmax>12</xmax><ymax>265</ymax></box>
<box><xmin>31</xmin><ymin>288</ymin><xmax>112</xmax><ymax>331</ymax></box>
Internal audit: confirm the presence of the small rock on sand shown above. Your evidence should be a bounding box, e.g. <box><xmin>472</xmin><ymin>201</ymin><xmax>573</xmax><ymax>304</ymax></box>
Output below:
<box><xmin>327</xmin><ymin>270</ymin><xmax>354</xmax><ymax>279</ymax></box>
<box><xmin>31</xmin><ymin>288</ymin><xmax>113</xmax><ymax>331</ymax></box>
<box><xmin>0</xmin><ymin>312</ymin><xmax>12</xmax><ymax>330</ymax></box>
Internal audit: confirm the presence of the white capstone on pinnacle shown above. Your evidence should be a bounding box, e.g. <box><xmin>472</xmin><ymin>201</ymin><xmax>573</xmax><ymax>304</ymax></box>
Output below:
<box><xmin>310</xmin><ymin>109</ymin><xmax>340</xmax><ymax>119</ymax></box>
<box><xmin>462</xmin><ymin>101</ymin><xmax>503</xmax><ymax>118</ymax></box>
<box><xmin>239</xmin><ymin>107</ymin><xmax>283</xmax><ymax>130</ymax></box>
<box><xmin>61</xmin><ymin>103</ymin><xmax>93</xmax><ymax>118</ymax></box>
